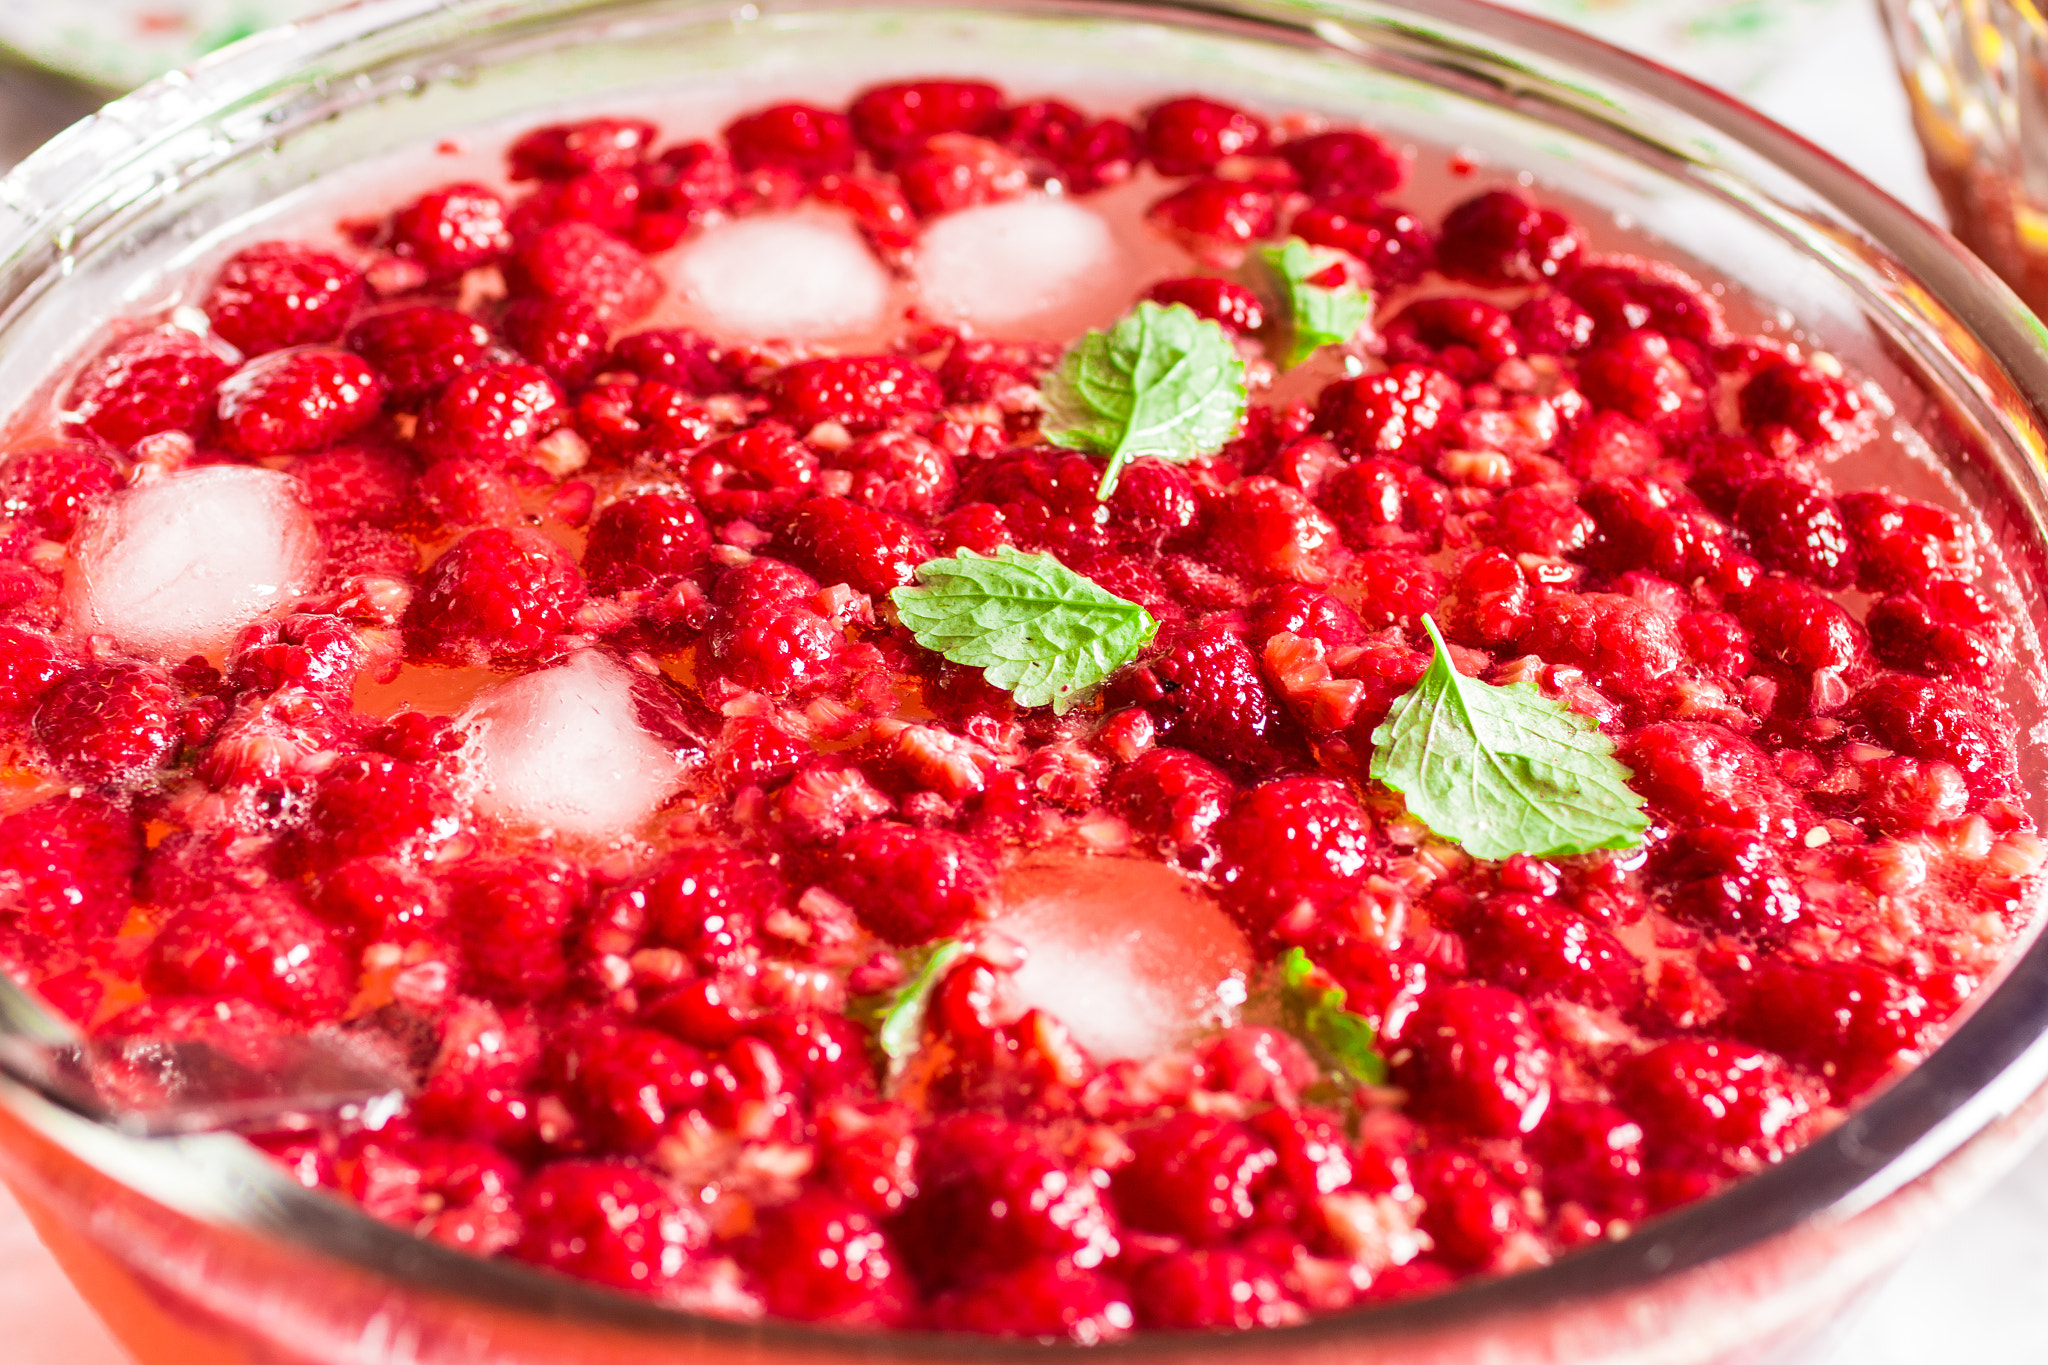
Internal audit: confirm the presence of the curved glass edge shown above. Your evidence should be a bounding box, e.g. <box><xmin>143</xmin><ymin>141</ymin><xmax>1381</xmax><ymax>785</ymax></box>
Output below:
<box><xmin>0</xmin><ymin>0</ymin><xmax>2044</xmax><ymax>1356</ymax></box>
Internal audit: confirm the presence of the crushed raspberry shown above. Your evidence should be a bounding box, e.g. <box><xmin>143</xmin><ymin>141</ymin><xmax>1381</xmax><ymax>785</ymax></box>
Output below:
<box><xmin>202</xmin><ymin>242</ymin><xmax>364</xmax><ymax>355</ymax></box>
<box><xmin>822</xmin><ymin>822</ymin><xmax>993</xmax><ymax>944</ymax></box>
<box><xmin>405</xmin><ymin>527</ymin><xmax>586</xmax><ymax>664</ymax></box>
<box><xmin>215</xmin><ymin>347</ymin><xmax>386</xmax><ymax>456</ymax></box>
<box><xmin>64</xmin><ymin>326</ymin><xmax>234</xmax><ymax>446</ymax></box>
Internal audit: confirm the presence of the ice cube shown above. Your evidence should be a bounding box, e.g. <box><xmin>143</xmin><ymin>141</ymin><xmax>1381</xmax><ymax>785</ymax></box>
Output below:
<box><xmin>461</xmin><ymin>650</ymin><xmax>684</xmax><ymax>840</ymax></box>
<box><xmin>669</xmin><ymin>210</ymin><xmax>890</xmax><ymax>340</ymax></box>
<box><xmin>65</xmin><ymin>465</ymin><xmax>319</xmax><ymax>659</ymax></box>
<box><xmin>992</xmin><ymin>853</ymin><xmax>1253</xmax><ymax>1062</ymax></box>
<box><xmin>912</xmin><ymin>195</ymin><xmax>1128</xmax><ymax>337</ymax></box>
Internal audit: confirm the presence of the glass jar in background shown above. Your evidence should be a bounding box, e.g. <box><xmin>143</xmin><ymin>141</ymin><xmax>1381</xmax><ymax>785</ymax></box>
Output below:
<box><xmin>1882</xmin><ymin>0</ymin><xmax>2048</xmax><ymax>314</ymax></box>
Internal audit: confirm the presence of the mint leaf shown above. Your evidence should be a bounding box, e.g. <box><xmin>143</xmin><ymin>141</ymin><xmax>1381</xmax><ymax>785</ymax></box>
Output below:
<box><xmin>1368</xmin><ymin>616</ymin><xmax>1649</xmax><ymax>860</ymax></box>
<box><xmin>1040</xmin><ymin>300</ymin><xmax>1248</xmax><ymax>498</ymax></box>
<box><xmin>891</xmin><ymin>547</ymin><xmax>1158</xmax><ymax>713</ymax></box>
<box><xmin>1257</xmin><ymin>238</ymin><xmax>1373</xmax><ymax>368</ymax></box>
<box><xmin>1280</xmin><ymin>947</ymin><xmax>1388</xmax><ymax>1086</ymax></box>
<box><xmin>866</xmin><ymin>939</ymin><xmax>969</xmax><ymax>1064</ymax></box>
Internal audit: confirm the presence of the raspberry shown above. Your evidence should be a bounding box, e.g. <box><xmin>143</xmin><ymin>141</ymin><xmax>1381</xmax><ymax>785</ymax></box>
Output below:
<box><xmin>607</xmin><ymin>328</ymin><xmax>730</xmax><ymax>394</ymax></box>
<box><xmin>711</xmin><ymin>715</ymin><xmax>810</xmax><ymax>789</ymax></box>
<box><xmin>750</xmin><ymin>1191</ymin><xmax>911</xmax><ymax>1324</ymax></box>
<box><xmin>414</xmin><ymin>458</ymin><xmax>521</xmax><ymax>529</ymax></box>
<box><xmin>850</xmin><ymin>80</ymin><xmax>1004</xmax><ymax>164</ymax></box>
<box><xmin>1314</xmin><ymin>364</ymin><xmax>1461</xmax><ymax>460</ymax></box>
<box><xmin>583</xmin><ymin>491</ymin><xmax>711</xmax><ymax>594</ymax></box>
<box><xmin>414</xmin><ymin>362</ymin><xmax>567</xmax><ymax>465</ymax></box>
<box><xmin>513</xmin><ymin>1160</ymin><xmax>707</xmax><ymax>1295</ymax></box>
<box><xmin>775</xmin><ymin>496</ymin><xmax>934</xmax><ymax>596</ymax></box>
<box><xmin>405</xmin><ymin>527</ymin><xmax>586</xmax><ymax>664</ymax></box>
<box><xmin>0</xmin><ymin>624</ymin><xmax>64</xmax><ymax>719</ymax></box>
<box><xmin>1579</xmin><ymin>477</ymin><xmax>1730</xmax><ymax>583</ymax></box>
<box><xmin>552</xmin><ymin>1021</ymin><xmax>711</xmax><ymax>1152</ymax></box>
<box><xmin>1861</xmin><ymin>754</ymin><xmax>1971</xmax><ymax>834</ymax></box>
<box><xmin>1125</xmin><ymin>622</ymin><xmax>1290</xmax><ymax>773</ymax></box>
<box><xmin>1106</xmin><ymin>746</ymin><xmax>1234</xmax><ymax>866</ymax></box>
<box><xmin>1736</xmin><ymin>575</ymin><xmax>1864</xmax><ymax>673</ymax></box>
<box><xmin>0</xmin><ymin>443</ymin><xmax>120</xmax><ymax>539</ymax></box>
<box><xmin>899</xmin><ymin>1113</ymin><xmax>1121</xmax><ymax>1288</ymax></box>
<box><xmin>723</xmin><ymin>103</ymin><xmax>856</xmax><ymax>176</ymax></box>
<box><xmin>450</xmin><ymin>856</ymin><xmax>581</xmax><ymax>1003</ymax></box>
<box><xmin>202</xmin><ymin>242</ymin><xmax>363</xmax><ymax>355</ymax></box>
<box><xmin>1318</xmin><ymin>457</ymin><xmax>1451</xmax><ymax>552</ymax></box>
<box><xmin>1133</xmin><ymin>1248</ymin><xmax>1296</xmax><ymax>1330</ymax></box>
<box><xmin>1514</xmin><ymin>293</ymin><xmax>1597</xmax><ymax>355</ymax></box>
<box><xmin>1101</xmin><ymin>458</ymin><xmax>1200</xmax><ymax>551</ymax></box>
<box><xmin>1657</xmin><ymin>827</ymin><xmax>1802</xmax><ymax>940</ymax></box>
<box><xmin>1292</xmin><ymin>199</ymin><xmax>1436</xmax><ymax>289</ymax></box>
<box><xmin>1564</xmin><ymin>256</ymin><xmax>1724</xmax><ymax>345</ymax></box>
<box><xmin>1215</xmin><ymin>777</ymin><xmax>1376</xmax><ymax>942</ymax></box>
<box><xmin>1437</xmin><ymin>189</ymin><xmax>1582</xmax><ymax>286</ymax></box>
<box><xmin>1740</xmin><ymin>356</ymin><xmax>1875</xmax><ymax>453</ymax></box>
<box><xmin>1734</xmin><ymin>475</ymin><xmax>1855</xmax><ymax>588</ymax></box>
<box><xmin>989</xmin><ymin>101</ymin><xmax>1138</xmax><ymax>193</ymax></box>
<box><xmin>898</xmin><ymin>135</ymin><xmax>1030</xmax><ymax>216</ymax></box>
<box><xmin>1387</xmin><ymin>297</ymin><xmax>1520</xmax><ymax>373</ymax></box>
<box><xmin>1577</xmin><ymin>329</ymin><xmax>1707</xmax><ymax>432</ymax></box>
<box><xmin>1839</xmin><ymin>489</ymin><xmax>1973</xmax><ymax>592</ymax></box>
<box><xmin>1142</xmin><ymin>97</ymin><xmax>1270</xmax><ymax>176</ymax></box>
<box><xmin>929</xmin><ymin>1260</ymin><xmax>1134</xmax><ymax>1343</ymax></box>
<box><xmin>1718</xmin><ymin>957</ymin><xmax>1932</xmax><ymax>1101</ymax></box>
<box><xmin>1618</xmin><ymin>723</ymin><xmax>1801</xmax><ymax>836</ymax></box>
<box><xmin>774</xmin><ymin>357</ymin><xmax>943</xmax><ymax>432</ymax></box>
<box><xmin>1615</xmin><ymin>1039</ymin><xmax>1815</xmax><ymax>1172</ymax></box>
<box><xmin>746</xmin><ymin>1011</ymin><xmax>872</xmax><ymax>1105</ymax></box>
<box><xmin>1854</xmin><ymin>672</ymin><xmax>2015</xmax><ymax>799</ymax></box>
<box><xmin>1867</xmin><ymin>578</ymin><xmax>2014</xmax><ymax>682</ymax></box>
<box><xmin>1479</xmin><ymin>484</ymin><xmax>1593</xmax><ymax>559</ymax></box>
<box><xmin>1280</xmin><ymin>129</ymin><xmax>1403</xmax><ymax>199</ymax></box>
<box><xmin>143</xmin><ymin>889</ymin><xmax>352</xmax><ymax>1022</ymax></box>
<box><xmin>686</xmin><ymin>423</ymin><xmax>820</xmax><ymax>524</ymax></box>
<box><xmin>639</xmin><ymin>138</ymin><xmax>738</xmax><ymax>213</ymax></box>
<box><xmin>389</xmin><ymin>183</ymin><xmax>513</xmax><ymax>276</ymax></box>
<box><xmin>306</xmin><ymin>753</ymin><xmax>459</xmax><ymax>866</ymax></box>
<box><xmin>1394</xmin><ymin>984</ymin><xmax>1554</xmax><ymax>1135</ymax></box>
<box><xmin>1145</xmin><ymin>180</ymin><xmax>1278</xmax><ymax>257</ymax></box>
<box><xmin>500</xmin><ymin>297</ymin><xmax>609</xmax><ymax>388</ymax></box>
<box><xmin>507</xmin><ymin>222</ymin><xmax>661</xmax><ymax>327</ymax></box>
<box><xmin>1251</xmin><ymin>583</ymin><xmax>1364</xmax><ymax>651</ymax></box>
<box><xmin>1208</xmin><ymin>477</ymin><xmax>1338</xmax><ymax>583</ymax></box>
<box><xmin>1524</xmin><ymin>591</ymin><xmax>1685</xmax><ymax>701</ymax></box>
<box><xmin>710</xmin><ymin>607</ymin><xmax>839</xmax><ymax>699</ymax></box>
<box><xmin>286</xmin><ymin>440</ymin><xmax>414</xmax><ymax>528</ymax></box>
<box><xmin>1143</xmin><ymin>276</ymin><xmax>1264</xmax><ymax>334</ymax></box>
<box><xmin>612</xmin><ymin>841</ymin><xmax>777</xmax><ymax>969</ymax></box>
<box><xmin>0</xmin><ymin>794</ymin><xmax>141</xmax><ymax>941</ymax></box>
<box><xmin>821</xmin><ymin>821</ymin><xmax>993</xmax><ymax>944</ymax></box>
<box><xmin>314</xmin><ymin>856</ymin><xmax>446</xmax><ymax>944</ymax></box>
<box><xmin>1529</xmin><ymin>1101</ymin><xmax>1646</xmax><ymax>1222</ymax></box>
<box><xmin>1463</xmin><ymin>894</ymin><xmax>1640</xmax><ymax>1010</ymax></box>
<box><xmin>345</xmin><ymin>306</ymin><xmax>495</xmax><ymax>408</ymax></box>
<box><xmin>215</xmin><ymin>347</ymin><xmax>386</xmax><ymax>456</ymax></box>
<box><xmin>1436</xmin><ymin>547</ymin><xmax>1533</xmax><ymax>648</ymax></box>
<box><xmin>509</xmin><ymin>170</ymin><xmax>643</xmax><ymax>238</ymax></box>
<box><xmin>65</xmin><ymin>326</ymin><xmax>234</xmax><ymax>447</ymax></box>
<box><xmin>340</xmin><ymin>1134</ymin><xmax>522</xmax><ymax>1253</ymax></box>
<box><xmin>1413</xmin><ymin>1148</ymin><xmax>1530</xmax><ymax>1269</ymax></box>
<box><xmin>33</xmin><ymin>661</ymin><xmax>180</xmax><ymax>786</ymax></box>
<box><xmin>508</xmin><ymin>118</ymin><xmax>659</xmax><ymax>180</ymax></box>
<box><xmin>830</xmin><ymin>431</ymin><xmax>956</xmax><ymax>519</ymax></box>
<box><xmin>229</xmin><ymin>612</ymin><xmax>365</xmax><ymax>695</ymax></box>
<box><xmin>1116</xmin><ymin>1111</ymin><xmax>1277</xmax><ymax>1244</ymax></box>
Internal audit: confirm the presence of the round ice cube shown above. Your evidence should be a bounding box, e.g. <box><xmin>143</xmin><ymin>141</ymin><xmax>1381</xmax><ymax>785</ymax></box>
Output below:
<box><xmin>669</xmin><ymin>210</ymin><xmax>890</xmax><ymax>340</ymax></box>
<box><xmin>64</xmin><ymin>465</ymin><xmax>319</xmax><ymax>659</ymax></box>
<box><xmin>913</xmin><ymin>195</ymin><xmax>1127</xmax><ymax>336</ymax></box>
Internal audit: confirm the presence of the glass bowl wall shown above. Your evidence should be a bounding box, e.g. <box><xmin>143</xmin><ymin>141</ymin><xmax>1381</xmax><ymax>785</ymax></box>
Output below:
<box><xmin>3</xmin><ymin>1</ymin><xmax>2048</xmax><ymax>1362</ymax></box>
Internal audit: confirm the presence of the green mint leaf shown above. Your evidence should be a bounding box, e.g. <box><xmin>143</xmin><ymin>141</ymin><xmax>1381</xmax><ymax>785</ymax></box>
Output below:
<box><xmin>866</xmin><ymin>939</ymin><xmax>969</xmax><ymax>1064</ymax></box>
<box><xmin>891</xmin><ymin>547</ymin><xmax>1158</xmax><ymax>714</ymax></box>
<box><xmin>1256</xmin><ymin>238</ymin><xmax>1373</xmax><ymax>368</ymax></box>
<box><xmin>1280</xmin><ymin>947</ymin><xmax>1388</xmax><ymax>1086</ymax></box>
<box><xmin>1040</xmin><ymin>300</ymin><xmax>1248</xmax><ymax>498</ymax></box>
<box><xmin>1368</xmin><ymin>616</ymin><xmax>1650</xmax><ymax>860</ymax></box>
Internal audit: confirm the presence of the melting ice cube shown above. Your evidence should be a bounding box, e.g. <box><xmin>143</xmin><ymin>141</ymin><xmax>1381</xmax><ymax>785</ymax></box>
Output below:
<box><xmin>65</xmin><ymin>465</ymin><xmax>319</xmax><ymax>659</ymax></box>
<box><xmin>992</xmin><ymin>853</ymin><xmax>1253</xmax><ymax>1062</ymax></box>
<box><xmin>912</xmin><ymin>195</ymin><xmax>1128</xmax><ymax>338</ymax></box>
<box><xmin>669</xmin><ymin>210</ymin><xmax>890</xmax><ymax>340</ymax></box>
<box><xmin>462</xmin><ymin>651</ymin><xmax>685</xmax><ymax>840</ymax></box>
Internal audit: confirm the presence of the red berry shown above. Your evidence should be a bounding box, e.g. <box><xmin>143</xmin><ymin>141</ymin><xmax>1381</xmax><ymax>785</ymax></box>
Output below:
<box><xmin>583</xmin><ymin>491</ymin><xmax>711</xmax><ymax>594</ymax></box>
<box><xmin>1615</xmin><ymin>1039</ymin><xmax>1815</xmax><ymax>1172</ymax></box>
<box><xmin>1564</xmin><ymin>256</ymin><xmax>1724</xmax><ymax>345</ymax></box>
<box><xmin>751</xmin><ymin>1190</ymin><xmax>911</xmax><ymax>1324</ymax></box>
<box><xmin>0</xmin><ymin>624</ymin><xmax>64</xmax><ymax>720</ymax></box>
<box><xmin>341</xmin><ymin>1134</ymin><xmax>522</xmax><ymax>1252</ymax></box>
<box><xmin>1736</xmin><ymin>575</ymin><xmax>1864</xmax><ymax>673</ymax></box>
<box><xmin>34</xmin><ymin>661</ymin><xmax>180</xmax><ymax>786</ymax></box>
<box><xmin>775</xmin><ymin>496</ymin><xmax>934</xmax><ymax>597</ymax></box>
<box><xmin>1618</xmin><ymin>722</ymin><xmax>1801</xmax><ymax>837</ymax></box>
<box><xmin>897</xmin><ymin>135</ymin><xmax>1030</xmax><ymax>217</ymax></box>
<box><xmin>314</xmin><ymin>856</ymin><xmax>447</xmax><ymax>944</ymax></box>
<box><xmin>1133</xmin><ymin>1248</ymin><xmax>1296</xmax><ymax>1330</ymax></box>
<box><xmin>346</xmin><ymin>305</ymin><xmax>495</xmax><ymax>408</ymax></box>
<box><xmin>1718</xmin><ymin>957</ymin><xmax>1932</xmax><ymax>1101</ymax></box>
<box><xmin>1741</xmin><ymin>356</ymin><xmax>1875</xmax><ymax>453</ymax></box>
<box><xmin>1280</xmin><ymin>129</ymin><xmax>1403</xmax><ymax>199</ymax></box>
<box><xmin>1142</xmin><ymin>97</ymin><xmax>1270</xmax><ymax>176</ymax></box>
<box><xmin>65</xmin><ymin>326</ymin><xmax>234</xmax><ymax>447</ymax></box>
<box><xmin>1524</xmin><ymin>591</ymin><xmax>1685</xmax><ymax>701</ymax></box>
<box><xmin>1216</xmin><ymin>777</ymin><xmax>1376</xmax><ymax>942</ymax></box>
<box><xmin>1854</xmin><ymin>672</ymin><xmax>2015</xmax><ymax>799</ymax></box>
<box><xmin>774</xmin><ymin>356</ymin><xmax>943</xmax><ymax>432</ymax></box>
<box><xmin>405</xmin><ymin>527</ymin><xmax>586</xmax><ymax>664</ymax></box>
<box><xmin>687</xmin><ymin>423</ymin><xmax>820</xmax><ymax>524</ymax></box>
<box><xmin>1208</xmin><ymin>477</ymin><xmax>1339</xmax><ymax>583</ymax></box>
<box><xmin>1143</xmin><ymin>276</ymin><xmax>1264</xmax><ymax>333</ymax></box>
<box><xmin>1314</xmin><ymin>364</ymin><xmax>1461</xmax><ymax>461</ymax></box>
<box><xmin>1514</xmin><ymin>293</ymin><xmax>1598</xmax><ymax>355</ymax></box>
<box><xmin>1117</xmin><ymin>1111</ymin><xmax>1277</xmax><ymax>1244</ymax></box>
<box><xmin>0</xmin><ymin>443</ymin><xmax>120</xmax><ymax>539</ymax></box>
<box><xmin>610</xmin><ymin>841</ymin><xmax>778</xmax><ymax>969</ymax></box>
<box><xmin>514</xmin><ymin>1160</ymin><xmax>707</xmax><ymax>1294</ymax></box>
<box><xmin>606</xmin><ymin>328</ymin><xmax>729</xmax><ymax>394</ymax></box>
<box><xmin>1397</xmin><ymin>983</ymin><xmax>1555</xmax><ymax>1136</ymax></box>
<box><xmin>1479</xmin><ymin>484</ymin><xmax>1593</xmax><ymax>559</ymax></box>
<box><xmin>901</xmin><ymin>1113</ymin><xmax>1121</xmax><ymax>1288</ymax></box>
<box><xmin>508</xmin><ymin>118</ymin><xmax>659</xmax><ymax>180</ymax></box>
<box><xmin>1862</xmin><ymin>754</ymin><xmax>1973</xmax><ymax>834</ymax></box>
<box><xmin>829</xmin><ymin>430</ymin><xmax>956</xmax><ymax>520</ymax></box>
<box><xmin>1734</xmin><ymin>475</ymin><xmax>1856</xmax><ymax>588</ymax></box>
<box><xmin>710</xmin><ymin>603</ymin><xmax>840</xmax><ymax>698</ymax></box>
<box><xmin>552</xmin><ymin>1021</ymin><xmax>711</xmax><ymax>1152</ymax></box>
<box><xmin>286</xmin><ymin>440</ymin><xmax>414</xmax><ymax>527</ymax></box>
<box><xmin>450</xmin><ymin>856</ymin><xmax>582</xmax><ymax>1004</ymax></box>
<box><xmin>723</xmin><ymin>103</ymin><xmax>856</xmax><ymax>176</ymax></box>
<box><xmin>1293</xmin><ymin>199</ymin><xmax>1436</xmax><ymax>289</ymax></box>
<box><xmin>143</xmin><ymin>889</ymin><xmax>352</xmax><ymax>1022</ymax></box>
<box><xmin>1839</xmin><ymin>489</ymin><xmax>1973</xmax><ymax>592</ymax></box>
<box><xmin>929</xmin><ymin>1260</ymin><xmax>1134</xmax><ymax>1342</ymax></box>
<box><xmin>1577</xmin><ymin>329</ymin><xmax>1707</xmax><ymax>432</ymax></box>
<box><xmin>414</xmin><ymin>362</ymin><xmax>567</xmax><ymax>466</ymax></box>
<box><xmin>500</xmin><ymin>296</ymin><xmax>609</xmax><ymax>389</ymax></box>
<box><xmin>202</xmin><ymin>242</ymin><xmax>363</xmax><ymax>355</ymax></box>
<box><xmin>1580</xmin><ymin>477</ymin><xmax>1731</xmax><ymax>583</ymax></box>
<box><xmin>390</xmin><ymin>183</ymin><xmax>512</xmax><ymax>276</ymax></box>
<box><xmin>850</xmin><ymin>80</ymin><xmax>1005</xmax><ymax>164</ymax></box>
<box><xmin>228</xmin><ymin>612</ymin><xmax>365</xmax><ymax>695</ymax></box>
<box><xmin>306</xmin><ymin>753</ymin><xmax>459</xmax><ymax>866</ymax></box>
<box><xmin>1107</xmin><ymin>746</ymin><xmax>1236</xmax><ymax>866</ymax></box>
<box><xmin>0</xmin><ymin>794</ymin><xmax>141</xmax><ymax>941</ymax></box>
<box><xmin>215</xmin><ymin>347</ymin><xmax>386</xmax><ymax>456</ymax></box>
<box><xmin>1124</xmin><ymin>622</ymin><xmax>1290</xmax><ymax>773</ymax></box>
<box><xmin>989</xmin><ymin>101</ymin><xmax>1137</xmax><ymax>193</ymax></box>
<box><xmin>821</xmin><ymin>821</ymin><xmax>993</xmax><ymax>944</ymax></box>
<box><xmin>1414</xmin><ymin>1148</ymin><xmax>1530</xmax><ymax>1269</ymax></box>
<box><xmin>507</xmin><ymin>222</ymin><xmax>661</xmax><ymax>327</ymax></box>
<box><xmin>1867</xmin><ymin>578</ymin><xmax>2014</xmax><ymax>682</ymax></box>
<box><xmin>1146</xmin><ymin>180</ymin><xmax>1278</xmax><ymax>257</ymax></box>
<box><xmin>1463</xmin><ymin>893</ymin><xmax>1640</xmax><ymax>1009</ymax></box>
<box><xmin>1657</xmin><ymin>827</ymin><xmax>1803</xmax><ymax>940</ymax></box>
<box><xmin>1437</xmin><ymin>189</ymin><xmax>1582</xmax><ymax>286</ymax></box>
<box><xmin>1529</xmin><ymin>1102</ymin><xmax>1646</xmax><ymax>1222</ymax></box>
